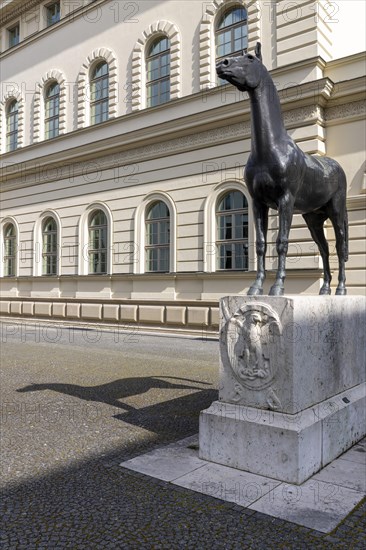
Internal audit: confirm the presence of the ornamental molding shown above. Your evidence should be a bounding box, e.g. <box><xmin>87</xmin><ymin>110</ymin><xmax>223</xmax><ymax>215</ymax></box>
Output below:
<box><xmin>0</xmin><ymin>90</ymin><xmax>25</xmax><ymax>153</ymax></box>
<box><xmin>77</xmin><ymin>47</ymin><xmax>118</xmax><ymax>129</ymax></box>
<box><xmin>94</xmin><ymin>105</ymin><xmax>321</xmax><ymax>166</ymax></box>
<box><xmin>325</xmin><ymin>100</ymin><xmax>366</xmax><ymax>122</ymax></box>
<box><xmin>131</xmin><ymin>20</ymin><xmax>181</xmax><ymax>112</ymax></box>
<box><xmin>284</xmin><ymin>105</ymin><xmax>323</xmax><ymax>125</ymax></box>
<box><xmin>104</xmin><ymin>105</ymin><xmax>321</xmax><ymax>167</ymax></box>
<box><xmin>2</xmin><ymin>104</ymin><xmax>326</xmax><ymax>188</ymax></box>
<box><xmin>33</xmin><ymin>69</ymin><xmax>67</xmax><ymax>143</ymax></box>
<box><xmin>199</xmin><ymin>0</ymin><xmax>261</xmax><ymax>90</ymax></box>
<box><xmin>0</xmin><ymin>0</ymin><xmax>40</xmax><ymax>26</ymax></box>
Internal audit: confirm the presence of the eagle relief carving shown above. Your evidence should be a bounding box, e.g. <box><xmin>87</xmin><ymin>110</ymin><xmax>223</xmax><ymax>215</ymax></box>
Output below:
<box><xmin>222</xmin><ymin>301</ymin><xmax>283</xmax><ymax>392</ymax></box>
<box><xmin>234</xmin><ymin>310</ymin><xmax>270</xmax><ymax>380</ymax></box>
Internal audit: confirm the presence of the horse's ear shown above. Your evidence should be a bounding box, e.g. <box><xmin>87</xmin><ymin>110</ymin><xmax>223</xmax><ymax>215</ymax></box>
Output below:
<box><xmin>255</xmin><ymin>42</ymin><xmax>262</xmax><ymax>62</ymax></box>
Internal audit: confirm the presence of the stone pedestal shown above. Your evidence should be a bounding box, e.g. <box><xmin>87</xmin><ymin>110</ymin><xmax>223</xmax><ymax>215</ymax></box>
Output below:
<box><xmin>199</xmin><ymin>296</ymin><xmax>366</xmax><ymax>484</ymax></box>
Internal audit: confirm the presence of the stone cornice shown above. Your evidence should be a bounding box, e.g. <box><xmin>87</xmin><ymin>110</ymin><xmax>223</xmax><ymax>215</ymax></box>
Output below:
<box><xmin>0</xmin><ymin>269</ymin><xmax>324</xmax><ymax>286</ymax></box>
<box><xmin>0</xmin><ymin>75</ymin><xmax>363</xmax><ymax>189</ymax></box>
<box><xmin>0</xmin><ymin>103</ymin><xmax>325</xmax><ymax>191</ymax></box>
<box><xmin>0</xmin><ymin>0</ymin><xmax>40</xmax><ymax>27</ymax></box>
<box><xmin>0</xmin><ymin>76</ymin><xmax>332</xmax><ymax>169</ymax></box>
<box><xmin>277</xmin><ymin>77</ymin><xmax>334</xmax><ymax>110</ymax></box>
<box><xmin>326</xmin><ymin>76</ymin><xmax>366</xmax><ymax>106</ymax></box>
<box><xmin>325</xmin><ymin>51</ymin><xmax>366</xmax><ymax>71</ymax></box>
<box><xmin>271</xmin><ymin>56</ymin><xmax>327</xmax><ymax>78</ymax></box>
<box><xmin>346</xmin><ymin>195</ymin><xmax>366</xmax><ymax>210</ymax></box>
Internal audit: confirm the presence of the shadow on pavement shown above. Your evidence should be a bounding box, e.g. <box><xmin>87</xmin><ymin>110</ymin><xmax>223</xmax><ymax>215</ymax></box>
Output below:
<box><xmin>3</xmin><ymin>383</ymin><xmax>365</xmax><ymax>547</ymax></box>
<box><xmin>113</xmin><ymin>389</ymin><xmax>218</xmax><ymax>435</ymax></box>
<box><xmin>16</xmin><ymin>376</ymin><xmax>212</xmax><ymax>413</ymax></box>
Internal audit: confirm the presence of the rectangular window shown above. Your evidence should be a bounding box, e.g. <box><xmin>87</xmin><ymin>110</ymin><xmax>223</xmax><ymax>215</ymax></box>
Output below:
<box><xmin>46</xmin><ymin>2</ymin><xmax>61</xmax><ymax>27</ymax></box>
<box><xmin>147</xmin><ymin>80</ymin><xmax>170</xmax><ymax>108</ymax></box>
<box><xmin>216</xmin><ymin>189</ymin><xmax>249</xmax><ymax>271</ymax></box>
<box><xmin>89</xmin><ymin>251</ymin><xmax>107</xmax><ymax>274</ymax></box>
<box><xmin>218</xmin><ymin>243</ymin><xmax>248</xmax><ymax>270</ymax></box>
<box><xmin>6</xmin><ymin>109</ymin><xmax>18</xmax><ymax>152</ymax></box>
<box><xmin>145</xmin><ymin>221</ymin><xmax>170</xmax><ymax>272</ymax></box>
<box><xmin>6</xmin><ymin>257</ymin><xmax>15</xmax><ymax>277</ymax></box>
<box><xmin>8</xmin><ymin>24</ymin><xmax>20</xmax><ymax>48</ymax></box>
<box><xmin>43</xmin><ymin>254</ymin><xmax>57</xmax><ymax>276</ymax></box>
<box><xmin>146</xmin><ymin>247</ymin><xmax>169</xmax><ymax>273</ymax></box>
<box><xmin>88</xmin><ymin>225</ymin><xmax>107</xmax><ymax>274</ymax></box>
<box><xmin>45</xmin><ymin>97</ymin><xmax>60</xmax><ymax>139</ymax></box>
<box><xmin>90</xmin><ymin>100</ymin><xmax>109</xmax><ymax>125</ymax></box>
<box><xmin>4</xmin><ymin>239</ymin><xmax>16</xmax><ymax>277</ymax></box>
<box><xmin>42</xmin><ymin>233</ymin><xmax>57</xmax><ymax>275</ymax></box>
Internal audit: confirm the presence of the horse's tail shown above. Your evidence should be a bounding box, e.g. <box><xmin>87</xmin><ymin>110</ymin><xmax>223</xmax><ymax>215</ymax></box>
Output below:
<box><xmin>344</xmin><ymin>208</ymin><xmax>349</xmax><ymax>262</ymax></box>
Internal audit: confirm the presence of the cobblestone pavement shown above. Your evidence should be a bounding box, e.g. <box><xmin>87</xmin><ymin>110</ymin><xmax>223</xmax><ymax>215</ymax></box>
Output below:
<box><xmin>1</xmin><ymin>321</ymin><xmax>365</xmax><ymax>549</ymax></box>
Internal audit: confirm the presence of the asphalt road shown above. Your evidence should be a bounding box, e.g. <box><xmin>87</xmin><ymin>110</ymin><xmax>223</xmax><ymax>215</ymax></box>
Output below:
<box><xmin>1</xmin><ymin>320</ymin><xmax>365</xmax><ymax>549</ymax></box>
<box><xmin>1</xmin><ymin>321</ymin><xmax>219</xmax><ymax>484</ymax></box>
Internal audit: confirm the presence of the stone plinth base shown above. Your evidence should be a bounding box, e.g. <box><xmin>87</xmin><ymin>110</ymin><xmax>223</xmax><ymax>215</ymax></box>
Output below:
<box><xmin>199</xmin><ymin>295</ymin><xmax>366</xmax><ymax>484</ymax></box>
<box><xmin>199</xmin><ymin>383</ymin><xmax>365</xmax><ymax>484</ymax></box>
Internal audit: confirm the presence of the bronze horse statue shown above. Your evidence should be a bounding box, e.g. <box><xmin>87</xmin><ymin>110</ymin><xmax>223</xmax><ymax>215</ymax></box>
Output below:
<box><xmin>216</xmin><ymin>43</ymin><xmax>348</xmax><ymax>296</ymax></box>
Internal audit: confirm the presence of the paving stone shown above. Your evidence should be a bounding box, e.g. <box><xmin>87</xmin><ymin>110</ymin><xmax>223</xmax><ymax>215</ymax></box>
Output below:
<box><xmin>174</xmin><ymin>462</ymin><xmax>281</xmax><ymax>507</ymax></box>
<box><xmin>249</xmin><ymin>479</ymin><xmax>364</xmax><ymax>533</ymax></box>
<box><xmin>339</xmin><ymin>444</ymin><xmax>366</xmax><ymax>465</ymax></box>
<box><xmin>1</xmin><ymin>326</ymin><xmax>365</xmax><ymax>548</ymax></box>
<box><xmin>313</xmin><ymin>457</ymin><xmax>366</xmax><ymax>492</ymax></box>
<box><xmin>121</xmin><ymin>443</ymin><xmax>206</xmax><ymax>482</ymax></box>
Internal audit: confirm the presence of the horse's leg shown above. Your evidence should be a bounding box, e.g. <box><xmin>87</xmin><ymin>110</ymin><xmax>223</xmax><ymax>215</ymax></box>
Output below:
<box><xmin>327</xmin><ymin>201</ymin><xmax>348</xmax><ymax>295</ymax></box>
<box><xmin>269</xmin><ymin>194</ymin><xmax>294</xmax><ymax>296</ymax></box>
<box><xmin>303</xmin><ymin>211</ymin><xmax>331</xmax><ymax>294</ymax></box>
<box><xmin>248</xmin><ymin>200</ymin><xmax>268</xmax><ymax>296</ymax></box>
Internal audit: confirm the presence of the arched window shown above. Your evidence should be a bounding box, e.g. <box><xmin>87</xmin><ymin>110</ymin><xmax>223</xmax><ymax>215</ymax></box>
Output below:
<box><xmin>42</xmin><ymin>217</ymin><xmax>58</xmax><ymax>275</ymax></box>
<box><xmin>146</xmin><ymin>37</ymin><xmax>170</xmax><ymax>107</ymax></box>
<box><xmin>6</xmin><ymin>100</ymin><xmax>18</xmax><ymax>151</ymax></box>
<box><xmin>45</xmin><ymin>81</ymin><xmax>60</xmax><ymax>139</ymax></box>
<box><xmin>145</xmin><ymin>201</ymin><xmax>170</xmax><ymax>272</ymax></box>
<box><xmin>77</xmin><ymin>49</ymin><xmax>117</xmax><ymax>129</ymax></box>
<box><xmin>216</xmin><ymin>191</ymin><xmax>248</xmax><ymax>270</ymax></box>
<box><xmin>90</xmin><ymin>61</ymin><xmax>109</xmax><ymax>125</ymax></box>
<box><xmin>3</xmin><ymin>223</ymin><xmax>16</xmax><ymax>276</ymax></box>
<box><xmin>88</xmin><ymin>210</ymin><xmax>107</xmax><ymax>274</ymax></box>
<box><xmin>216</xmin><ymin>6</ymin><xmax>248</xmax><ymax>84</ymax></box>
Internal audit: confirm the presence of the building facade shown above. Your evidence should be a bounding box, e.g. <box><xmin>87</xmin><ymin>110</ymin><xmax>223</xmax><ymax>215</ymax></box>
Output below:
<box><xmin>0</xmin><ymin>0</ymin><xmax>365</xmax><ymax>333</ymax></box>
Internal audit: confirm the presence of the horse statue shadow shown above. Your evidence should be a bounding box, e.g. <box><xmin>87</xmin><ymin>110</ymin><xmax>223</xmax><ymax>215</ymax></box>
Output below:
<box><xmin>16</xmin><ymin>376</ymin><xmax>212</xmax><ymax>412</ymax></box>
<box><xmin>216</xmin><ymin>42</ymin><xmax>348</xmax><ymax>296</ymax></box>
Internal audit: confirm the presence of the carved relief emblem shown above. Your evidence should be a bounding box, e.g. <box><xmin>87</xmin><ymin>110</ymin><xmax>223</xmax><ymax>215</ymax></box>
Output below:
<box><xmin>222</xmin><ymin>300</ymin><xmax>283</xmax><ymax>391</ymax></box>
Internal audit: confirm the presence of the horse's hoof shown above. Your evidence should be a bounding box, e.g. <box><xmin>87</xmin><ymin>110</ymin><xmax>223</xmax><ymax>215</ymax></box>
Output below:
<box><xmin>269</xmin><ymin>284</ymin><xmax>284</xmax><ymax>296</ymax></box>
<box><xmin>319</xmin><ymin>285</ymin><xmax>331</xmax><ymax>295</ymax></box>
<box><xmin>335</xmin><ymin>287</ymin><xmax>347</xmax><ymax>296</ymax></box>
<box><xmin>247</xmin><ymin>286</ymin><xmax>263</xmax><ymax>296</ymax></box>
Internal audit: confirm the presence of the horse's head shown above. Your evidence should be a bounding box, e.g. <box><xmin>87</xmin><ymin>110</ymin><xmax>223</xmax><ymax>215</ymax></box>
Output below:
<box><xmin>216</xmin><ymin>42</ymin><xmax>264</xmax><ymax>92</ymax></box>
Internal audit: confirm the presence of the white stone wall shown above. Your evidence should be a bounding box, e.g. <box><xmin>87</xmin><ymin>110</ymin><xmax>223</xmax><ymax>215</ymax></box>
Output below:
<box><xmin>0</xmin><ymin>0</ymin><xmax>365</xmax><ymax>315</ymax></box>
<box><xmin>0</xmin><ymin>0</ymin><xmax>338</xmax><ymax>148</ymax></box>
